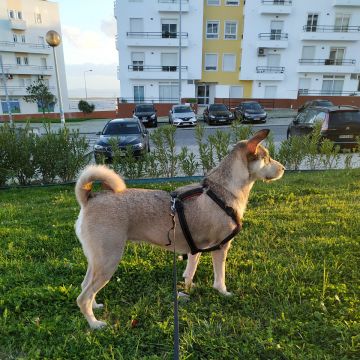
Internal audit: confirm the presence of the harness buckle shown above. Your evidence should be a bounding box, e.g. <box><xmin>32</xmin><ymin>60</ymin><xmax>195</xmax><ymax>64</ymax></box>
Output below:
<box><xmin>171</xmin><ymin>197</ymin><xmax>177</xmax><ymax>213</ymax></box>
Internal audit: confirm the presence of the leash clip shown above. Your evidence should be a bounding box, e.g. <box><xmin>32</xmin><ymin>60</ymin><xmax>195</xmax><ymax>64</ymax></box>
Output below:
<box><xmin>171</xmin><ymin>196</ymin><xmax>177</xmax><ymax>213</ymax></box>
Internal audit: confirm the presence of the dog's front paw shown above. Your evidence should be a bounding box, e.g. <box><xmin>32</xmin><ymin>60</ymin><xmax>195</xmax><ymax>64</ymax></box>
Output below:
<box><xmin>93</xmin><ymin>302</ymin><xmax>104</xmax><ymax>309</ymax></box>
<box><xmin>90</xmin><ymin>320</ymin><xmax>107</xmax><ymax>330</ymax></box>
<box><xmin>213</xmin><ymin>284</ymin><xmax>232</xmax><ymax>296</ymax></box>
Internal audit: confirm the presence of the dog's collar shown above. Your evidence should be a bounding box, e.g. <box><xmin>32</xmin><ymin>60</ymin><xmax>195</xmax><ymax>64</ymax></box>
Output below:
<box><xmin>170</xmin><ymin>184</ymin><xmax>241</xmax><ymax>255</ymax></box>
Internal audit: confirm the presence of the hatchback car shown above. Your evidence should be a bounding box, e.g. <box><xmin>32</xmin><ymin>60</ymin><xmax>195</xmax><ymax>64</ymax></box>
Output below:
<box><xmin>169</xmin><ymin>104</ymin><xmax>197</xmax><ymax>127</ymax></box>
<box><xmin>287</xmin><ymin>106</ymin><xmax>360</xmax><ymax>148</ymax></box>
<box><xmin>297</xmin><ymin>99</ymin><xmax>334</xmax><ymax>113</ymax></box>
<box><xmin>234</xmin><ymin>101</ymin><xmax>267</xmax><ymax>123</ymax></box>
<box><xmin>94</xmin><ymin>118</ymin><xmax>150</xmax><ymax>163</ymax></box>
<box><xmin>203</xmin><ymin>103</ymin><xmax>234</xmax><ymax>125</ymax></box>
<box><xmin>133</xmin><ymin>104</ymin><xmax>157</xmax><ymax>127</ymax></box>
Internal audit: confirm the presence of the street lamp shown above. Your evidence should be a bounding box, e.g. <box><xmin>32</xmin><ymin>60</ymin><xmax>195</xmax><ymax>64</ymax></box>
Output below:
<box><xmin>46</xmin><ymin>30</ymin><xmax>65</xmax><ymax>126</ymax></box>
<box><xmin>83</xmin><ymin>69</ymin><xmax>93</xmax><ymax>100</ymax></box>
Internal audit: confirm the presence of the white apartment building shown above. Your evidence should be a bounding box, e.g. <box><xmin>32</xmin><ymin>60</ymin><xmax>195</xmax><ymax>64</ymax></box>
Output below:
<box><xmin>0</xmin><ymin>0</ymin><xmax>68</xmax><ymax>116</ymax></box>
<box><xmin>114</xmin><ymin>0</ymin><xmax>203</xmax><ymax>102</ymax></box>
<box><xmin>241</xmin><ymin>0</ymin><xmax>360</xmax><ymax>99</ymax></box>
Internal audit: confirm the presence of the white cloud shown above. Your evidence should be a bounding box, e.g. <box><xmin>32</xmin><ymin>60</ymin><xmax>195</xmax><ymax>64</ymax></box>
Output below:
<box><xmin>101</xmin><ymin>19</ymin><xmax>117</xmax><ymax>38</ymax></box>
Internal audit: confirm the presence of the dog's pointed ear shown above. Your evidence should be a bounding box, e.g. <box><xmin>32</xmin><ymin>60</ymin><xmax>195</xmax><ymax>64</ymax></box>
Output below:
<box><xmin>246</xmin><ymin>129</ymin><xmax>270</xmax><ymax>154</ymax></box>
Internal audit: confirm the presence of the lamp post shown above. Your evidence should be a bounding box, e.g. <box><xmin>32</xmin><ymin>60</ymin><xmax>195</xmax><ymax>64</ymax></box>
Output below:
<box><xmin>46</xmin><ymin>30</ymin><xmax>65</xmax><ymax>126</ymax></box>
<box><xmin>83</xmin><ymin>69</ymin><xmax>93</xmax><ymax>100</ymax></box>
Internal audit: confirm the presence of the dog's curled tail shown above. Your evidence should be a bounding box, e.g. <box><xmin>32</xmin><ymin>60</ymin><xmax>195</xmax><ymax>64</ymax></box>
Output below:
<box><xmin>75</xmin><ymin>165</ymin><xmax>126</xmax><ymax>207</ymax></box>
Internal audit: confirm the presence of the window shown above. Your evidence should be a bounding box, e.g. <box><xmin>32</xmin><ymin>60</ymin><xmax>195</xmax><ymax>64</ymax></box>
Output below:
<box><xmin>329</xmin><ymin>47</ymin><xmax>345</xmax><ymax>65</ymax></box>
<box><xmin>162</xmin><ymin>19</ymin><xmax>177</xmax><ymax>38</ymax></box>
<box><xmin>205</xmin><ymin>53</ymin><xmax>218</xmax><ymax>71</ymax></box>
<box><xmin>206</xmin><ymin>21</ymin><xmax>219</xmax><ymax>39</ymax></box>
<box><xmin>131</xmin><ymin>52</ymin><xmax>144</xmax><ymax>71</ymax></box>
<box><xmin>225</xmin><ymin>0</ymin><xmax>240</xmax><ymax>5</ymax></box>
<box><xmin>41</xmin><ymin>58</ymin><xmax>47</xmax><ymax>67</ymax></box>
<box><xmin>270</xmin><ymin>21</ymin><xmax>284</xmax><ymax>40</ymax></box>
<box><xmin>159</xmin><ymin>82</ymin><xmax>178</xmax><ymax>102</ymax></box>
<box><xmin>264</xmin><ymin>86</ymin><xmax>277</xmax><ymax>98</ymax></box>
<box><xmin>207</xmin><ymin>0</ymin><xmax>220</xmax><ymax>5</ymax></box>
<box><xmin>322</xmin><ymin>75</ymin><xmax>344</xmax><ymax>95</ymax></box>
<box><xmin>8</xmin><ymin>10</ymin><xmax>15</xmax><ymax>19</ymax></box>
<box><xmin>224</xmin><ymin>21</ymin><xmax>237</xmax><ymax>40</ymax></box>
<box><xmin>16</xmin><ymin>57</ymin><xmax>21</xmax><ymax>65</ymax></box>
<box><xmin>306</xmin><ymin>13</ymin><xmax>318</xmax><ymax>32</ymax></box>
<box><xmin>335</xmin><ymin>14</ymin><xmax>350</xmax><ymax>32</ymax></box>
<box><xmin>37</xmin><ymin>101</ymin><xmax>55</xmax><ymax>113</ymax></box>
<box><xmin>38</xmin><ymin>36</ymin><xmax>45</xmax><ymax>46</ymax></box>
<box><xmin>17</xmin><ymin>11</ymin><xmax>23</xmax><ymax>20</ymax></box>
<box><xmin>35</xmin><ymin>13</ymin><xmax>42</xmax><ymax>24</ymax></box>
<box><xmin>13</xmin><ymin>33</ymin><xmax>18</xmax><ymax>42</ymax></box>
<box><xmin>134</xmin><ymin>85</ymin><xmax>145</xmax><ymax>102</ymax></box>
<box><xmin>298</xmin><ymin>78</ymin><xmax>311</xmax><ymax>95</ymax></box>
<box><xmin>21</xmin><ymin>35</ymin><xmax>26</xmax><ymax>43</ymax></box>
<box><xmin>24</xmin><ymin>57</ymin><xmax>29</xmax><ymax>65</ymax></box>
<box><xmin>229</xmin><ymin>86</ymin><xmax>244</xmax><ymax>98</ymax></box>
<box><xmin>1</xmin><ymin>99</ymin><xmax>21</xmax><ymax>114</ymax></box>
<box><xmin>222</xmin><ymin>54</ymin><xmax>236</xmax><ymax>72</ymax></box>
<box><xmin>129</xmin><ymin>18</ymin><xmax>144</xmax><ymax>34</ymax></box>
<box><xmin>161</xmin><ymin>53</ymin><xmax>178</xmax><ymax>72</ymax></box>
<box><xmin>197</xmin><ymin>84</ymin><xmax>210</xmax><ymax>105</ymax></box>
<box><xmin>301</xmin><ymin>46</ymin><xmax>315</xmax><ymax>61</ymax></box>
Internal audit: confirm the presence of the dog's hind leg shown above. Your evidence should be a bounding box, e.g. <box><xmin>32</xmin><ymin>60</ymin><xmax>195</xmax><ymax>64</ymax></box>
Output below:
<box><xmin>211</xmin><ymin>240</ymin><xmax>232</xmax><ymax>296</ymax></box>
<box><xmin>77</xmin><ymin>243</ymin><xmax>125</xmax><ymax>329</ymax></box>
<box><xmin>183</xmin><ymin>253</ymin><xmax>201</xmax><ymax>291</ymax></box>
<box><xmin>81</xmin><ymin>264</ymin><xmax>103</xmax><ymax>310</ymax></box>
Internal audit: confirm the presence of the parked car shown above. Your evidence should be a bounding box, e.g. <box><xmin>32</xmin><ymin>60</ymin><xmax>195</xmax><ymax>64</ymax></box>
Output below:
<box><xmin>297</xmin><ymin>99</ymin><xmax>334</xmax><ymax>113</ymax></box>
<box><xmin>94</xmin><ymin>118</ymin><xmax>150</xmax><ymax>163</ymax></box>
<box><xmin>133</xmin><ymin>103</ymin><xmax>157</xmax><ymax>127</ymax></box>
<box><xmin>169</xmin><ymin>104</ymin><xmax>197</xmax><ymax>127</ymax></box>
<box><xmin>287</xmin><ymin>105</ymin><xmax>360</xmax><ymax>148</ymax></box>
<box><xmin>234</xmin><ymin>101</ymin><xmax>267</xmax><ymax>123</ymax></box>
<box><xmin>203</xmin><ymin>103</ymin><xmax>234</xmax><ymax>125</ymax></box>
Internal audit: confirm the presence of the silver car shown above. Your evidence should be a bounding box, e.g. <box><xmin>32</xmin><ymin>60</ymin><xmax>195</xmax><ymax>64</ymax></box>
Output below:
<box><xmin>169</xmin><ymin>104</ymin><xmax>197</xmax><ymax>127</ymax></box>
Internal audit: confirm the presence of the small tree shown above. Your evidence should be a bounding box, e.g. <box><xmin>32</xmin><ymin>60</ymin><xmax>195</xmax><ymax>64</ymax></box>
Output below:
<box><xmin>78</xmin><ymin>100</ymin><xmax>95</xmax><ymax>114</ymax></box>
<box><xmin>23</xmin><ymin>81</ymin><xmax>57</xmax><ymax>116</ymax></box>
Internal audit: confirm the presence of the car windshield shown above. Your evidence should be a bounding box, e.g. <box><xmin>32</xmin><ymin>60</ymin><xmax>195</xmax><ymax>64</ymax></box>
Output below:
<box><xmin>315</xmin><ymin>100</ymin><xmax>333</xmax><ymax>107</ymax></box>
<box><xmin>174</xmin><ymin>106</ymin><xmax>192</xmax><ymax>113</ymax></box>
<box><xmin>102</xmin><ymin>122</ymin><xmax>141</xmax><ymax>135</ymax></box>
<box><xmin>209</xmin><ymin>104</ymin><xmax>227</xmax><ymax>111</ymax></box>
<box><xmin>136</xmin><ymin>105</ymin><xmax>154</xmax><ymax>112</ymax></box>
<box><xmin>243</xmin><ymin>103</ymin><xmax>262</xmax><ymax>111</ymax></box>
<box><xmin>330</xmin><ymin>111</ymin><xmax>360</xmax><ymax>125</ymax></box>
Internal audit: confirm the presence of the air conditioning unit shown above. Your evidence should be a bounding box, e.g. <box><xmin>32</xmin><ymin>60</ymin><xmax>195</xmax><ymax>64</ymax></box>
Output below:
<box><xmin>324</xmin><ymin>59</ymin><xmax>332</xmax><ymax>65</ymax></box>
<box><xmin>257</xmin><ymin>47</ymin><xmax>265</xmax><ymax>57</ymax></box>
<box><xmin>7</xmin><ymin>74</ymin><xmax>13</xmax><ymax>80</ymax></box>
<box><xmin>38</xmin><ymin>75</ymin><xmax>44</xmax><ymax>80</ymax></box>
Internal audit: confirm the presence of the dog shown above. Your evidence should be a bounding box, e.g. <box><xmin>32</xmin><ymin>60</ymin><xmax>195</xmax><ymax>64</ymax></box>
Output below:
<box><xmin>75</xmin><ymin>129</ymin><xmax>284</xmax><ymax>329</ymax></box>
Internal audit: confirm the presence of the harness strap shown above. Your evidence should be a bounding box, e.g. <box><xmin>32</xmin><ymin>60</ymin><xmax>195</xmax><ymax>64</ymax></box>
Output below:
<box><xmin>170</xmin><ymin>186</ymin><xmax>242</xmax><ymax>255</ymax></box>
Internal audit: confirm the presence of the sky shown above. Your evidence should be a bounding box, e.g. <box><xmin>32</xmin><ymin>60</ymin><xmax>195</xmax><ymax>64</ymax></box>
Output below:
<box><xmin>58</xmin><ymin>0</ymin><xmax>120</xmax><ymax>98</ymax></box>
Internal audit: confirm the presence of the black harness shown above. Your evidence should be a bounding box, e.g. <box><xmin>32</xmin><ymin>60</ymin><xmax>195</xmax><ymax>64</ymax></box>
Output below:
<box><xmin>170</xmin><ymin>183</ymin><xmax>242</xmax><ymax>255</ymax></box>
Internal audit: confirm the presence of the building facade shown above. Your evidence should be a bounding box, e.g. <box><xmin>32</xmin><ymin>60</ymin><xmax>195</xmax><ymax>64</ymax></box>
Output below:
<box><xmin>241</xmin><ymin>0</ymin><xmax>360</xmax><ymax>99</ymax></box>
<box><xmin>0</xmin><ymin>0</ymin><xmax>68</xmax><ymax>117</ymax></box>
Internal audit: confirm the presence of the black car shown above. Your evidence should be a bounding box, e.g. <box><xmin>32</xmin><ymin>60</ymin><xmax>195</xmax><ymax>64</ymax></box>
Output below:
<box><xmin>297</xmin><ymin>99</ymin><xmax>334</xmax><ymax>113</ymax></box>
<box><xmin>234</xmin><ymin>101</ymin><xmax>267</xmax><ymax>123</ymax></box>
<box><xmin>287</xmin><ymin>106</ymin><xmax>360</xmax><ymax>148</ymax></box>
<box><xmin>133</xmin><ymin>104</ymin><xmax>157</xmax><ymax>127</ymax></box>
<box><xmin>203</xmin><ymin>103</ymin><xmax>234</xmax><ymax>125</ymax></box>
<box><xmin>94</xmin><ymin>118</ymin><xmax>150</xmax><ymax>163</ymax></box>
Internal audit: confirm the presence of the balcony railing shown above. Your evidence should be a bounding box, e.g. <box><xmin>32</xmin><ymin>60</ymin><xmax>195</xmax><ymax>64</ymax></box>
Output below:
<box><xmin>158</xmin><ymin>0</ymin><xmax>189</xmax><ymax>3</ymax></box>
<box><xmin>303</xmin><ymin>25</ymin><xmax>360</xmax><ymax>32</ymax></box>
<box><xmin>0</xmin><ymin>41</ymin><xmax>51</xmax><ymax>49</ymax></box>
<box><xmin>299</xmin><ymin>58</ymin><xmax>356</xmax><ymax>65</ymax></box>
<box><xmin>258</xmin><ymin>33</ymin><xmax>288</xmax><ymax>40</ymax></box>
<box><xmin>261</xmin><ymin>0</ymin><xmax>292</xmax><ymax>4</ymax></box>
<box><xmin>256</xmin><ymin>66</ymin><xmax>285</xmax><ymax>73</ymax></box>
<box><xmin>2</xmin><ymin>64</ymin><xmax>54</xmax><ymax>71</ymax></box>
<box><xmin>299</xmin><ymin>89</ymin><xmax>359</xmax><ymax>96</ymax></box>
<box><xmin>128</xmin><ymin>65</ymin><xmax>188</xmax><ymax>72</ymax></box>
<box><xmin>126</xmin><ymin>31</ymin><xmax>188</xmax><ymax>39</ymax></box>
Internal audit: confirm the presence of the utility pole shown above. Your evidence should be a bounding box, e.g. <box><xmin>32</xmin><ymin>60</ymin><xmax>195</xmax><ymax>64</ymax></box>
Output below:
<box><xmin>0</xmin><ymin>55</ymin><xmax>13</xmax><ymax>125</ymax></box>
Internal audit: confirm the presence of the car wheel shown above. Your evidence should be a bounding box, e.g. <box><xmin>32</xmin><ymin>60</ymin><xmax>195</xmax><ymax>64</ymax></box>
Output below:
<box><xmin>169</xmin><ymin>118</ymin><xmax>171</xmax><ymax>124</ymax></box>
<box><xmin>153</xmin><ymin>121</ymin><xmax>158</xmax><ymax>128</ymax></box>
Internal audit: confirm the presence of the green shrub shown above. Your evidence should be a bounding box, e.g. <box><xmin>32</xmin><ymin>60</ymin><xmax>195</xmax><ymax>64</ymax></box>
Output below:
<box><xmin>195</xmin><ymin>124</ymin><xmax>215</xmax><ymax>175</ymax></box>
<box><xmin>78</xmin><ymin>100</ymin><xmax>95</xmax><ymax>114</ymax></box>
<box><xmin>178</xmin><ymin>147</ymin><xmax>199</xmax><ymax>176</ymax></box>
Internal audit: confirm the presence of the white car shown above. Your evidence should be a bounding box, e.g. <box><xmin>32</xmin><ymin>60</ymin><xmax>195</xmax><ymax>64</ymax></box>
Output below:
<box><xmin>168</xmin><ymin>104</ymin><xmax>197</xmax><ymax>127</ymax></box>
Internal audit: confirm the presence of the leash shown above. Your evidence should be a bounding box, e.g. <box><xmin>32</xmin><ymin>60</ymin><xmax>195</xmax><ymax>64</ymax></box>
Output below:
<box><xmin>170</xmin><ymin>199</ymin><xmax>180</xmax><ymax>360</ymax></box>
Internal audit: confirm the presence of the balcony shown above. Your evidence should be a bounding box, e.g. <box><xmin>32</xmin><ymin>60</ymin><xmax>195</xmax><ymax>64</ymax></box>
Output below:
<box><xmin>299</xmin><ymin>89</ymin><xmax>360</xmax><ymax>96</ymax></box>
<box><xmin>158</xmin><ymin>0</ymin><xmax>189</xmax><ymax>12</ymax></box>
<box><xmin>301</xmin><ymin>25</ymin><xmax>360</xmax><ymax>41</ymax></box>
<box><xmin>0</xmin><ymin>85</ymin><xmax>55</xmax><ymax>96</ymax></box>
<box><xmin>127</xmin><ymin>65</ymin><xmax>188</xmax><ymax>80</ymax></box>
<box><xmin>1</xmin><ymin>64</ymin><xmax>54</xmax><ymax>76</ymax></box>
<box><xmin>259</xmin><ymin>0</ymin><xmax>293</xmax><ymax>15</ymax></box>
<box><xmin>258</xmin><ymin>33</ymin><xmax>289</xmax><ymax>48</ymax></box>
<box><xmin>125</xmin><ymin>32</ymin><xmax>188</xmax><ymax>47</ymax></box>
<box><xmin>9</xmin><ymin>19</ymin><xmax>26</xmax><ymax>30</ymax></box>
<box><xmin>298</xmin><ymin>58</ymin><xmax>357</xmax><ymax>73</ymax></box>
<box><xmin>333</xmin><ymin>0</ymin><xmax>360</xmax><ymax>6</ymax></box>
<box><xmin>255</xmin><ymin>66</ymin><xmax>285</xmax><ymax>80</ymax></box>
<box><xmin>0</xmin><ymin>41</ymin><xmax>51</xmax><ymax>54</ymax></box>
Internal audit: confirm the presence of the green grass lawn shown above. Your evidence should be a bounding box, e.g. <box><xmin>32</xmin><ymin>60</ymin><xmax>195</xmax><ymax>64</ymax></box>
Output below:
<box><xmin>0</xmin><ymin>170</ymin><xmax>359</xmax><ymax>359</ymax></box>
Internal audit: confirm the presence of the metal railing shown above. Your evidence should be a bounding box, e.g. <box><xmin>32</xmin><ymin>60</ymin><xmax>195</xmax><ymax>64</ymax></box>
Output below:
<box><xmin>128</xmin><ymin>65</ymin><xmax>188</xmax><ymax>72</ymax></box>
<box><xmin>261</xmin><ymin>0</ymin><xmax>292</xmax><ymax>4</ymax></box>
<box><xmin>0</xmin><ymin>41</ymin><xmax>50</xmax><ymax>49</ymax></box>
<box><xmin>126</xmin><ymin>31</ymin><xmax>188</xmax><ymax>39</ymax></box>
<box><xmin>0</xmin><ymin>85</ymin><xmax>55</xmax><ymax>91</ymax></box>
<box><xmin>158</xmin><ymin>0</ymin><xmax>189</xmax><ymax>3</ymax></box>
<box><xmin>256</xmin><ymin>66</ymin><xmax>285</xmax><ymax>73</ymax></box>
<box><xmin>299</xmin><ymin>58</ymin><xmax>356</xmax><ymax>65</ymax></box>
<box><xmin>303</xmin><ymin>25</ymin><xmax>360</xmax><ymax>32</ymax></box>
<box><xmin>258</xmin><ymin>32</ymin><xmax>288</xmax><ymax>40</ymax></box>
<box><xmin>298</xmin><ymin>90</ymin><xmax>359</xmax><ymax>96</ymax></box>
<box><xmin>2</xmin><ymin>64</ymin><xmax>54</xmax><ymax>71</ymax></box>
<box><xmin>119</xmin><ymin>97</ymin><xmax>179</xmax><ymax>104</ymax></box>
